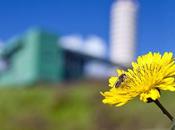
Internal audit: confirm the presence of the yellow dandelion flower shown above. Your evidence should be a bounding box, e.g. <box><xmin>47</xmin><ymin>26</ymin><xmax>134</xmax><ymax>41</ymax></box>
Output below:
<box><xmin>101</xmin><ymin>52</ymin><xmax>175</xmax><ymax>107</ymax></box>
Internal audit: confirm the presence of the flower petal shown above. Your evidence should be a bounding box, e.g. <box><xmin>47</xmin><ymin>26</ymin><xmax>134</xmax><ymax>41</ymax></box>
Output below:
<box><xmin>108</xmin><ymin>77</ymin><xmax>118</xmax><ymax>87</ymax></box>
<box><xmin>140</xmin><ymin>89</ymin><xmax>160</xmax><ymax>103</ymax></box>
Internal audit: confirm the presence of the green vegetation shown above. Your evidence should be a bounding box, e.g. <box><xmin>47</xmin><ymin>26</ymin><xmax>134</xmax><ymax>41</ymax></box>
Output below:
<box><xmin>0</xmin><ymin>82</ymin><xmax>174</xmax><ymax>130</ymax></box>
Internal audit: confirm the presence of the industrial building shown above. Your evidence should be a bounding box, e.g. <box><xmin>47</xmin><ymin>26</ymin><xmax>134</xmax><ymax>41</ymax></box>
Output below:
<box><xmin>0</xmin><ymin>28</ymin><xmax>118</xmax><ymax>86</ymax></box>
<box><xmin>110</xmin><ymin>0</ymin><xmax>138</xmax><ymax>65</ymax></box>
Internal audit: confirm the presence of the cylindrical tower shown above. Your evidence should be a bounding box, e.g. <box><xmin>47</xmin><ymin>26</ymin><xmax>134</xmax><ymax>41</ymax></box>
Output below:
<box><xmin>110</xmin><ymin>0</ymin><xmax>138</xmax><ymax>65</ymax></box>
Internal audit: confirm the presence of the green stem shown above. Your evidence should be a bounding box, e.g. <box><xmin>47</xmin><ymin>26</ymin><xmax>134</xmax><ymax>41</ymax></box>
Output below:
<box><xmin>171</xmin><ymin>120</ymin><xmax>175</xmax><ymax>130</ymax></box>
<box><xmin>154</xmin><ymin>99</ymin><xmax>174</xmax><ymax>121</ymax></box>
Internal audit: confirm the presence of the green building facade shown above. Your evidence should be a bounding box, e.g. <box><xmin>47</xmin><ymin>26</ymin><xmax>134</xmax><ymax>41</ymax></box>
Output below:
<box><xmin>0</xmin><ymin>28</ymin><xmax>113</xmax><ymax>87</ymax></box>
<box><xmin>0</xmin><ymin>29</ymin><xmax>64</xmax><ymax>86</ymax></box>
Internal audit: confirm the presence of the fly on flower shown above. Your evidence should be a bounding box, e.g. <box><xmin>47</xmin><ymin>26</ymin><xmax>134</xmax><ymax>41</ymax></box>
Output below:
<box><xmin>101</xmin><ymin>52</ymin><xmax>175</xmax><ymax>107</ymax></box>
<box><xmin>114</xmin><ymin>74</ymin><xmax>126</xmax><ymax>88</ymax></box>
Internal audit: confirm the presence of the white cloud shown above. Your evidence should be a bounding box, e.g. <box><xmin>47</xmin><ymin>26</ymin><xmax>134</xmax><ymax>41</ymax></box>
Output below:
<box><xmin>84</xmin><ymin>61</ymin><xmax>116</xmax><ymax>78</ymax></box>
<box><xmin>59</xmin><ymin>35</ymin><xmax>83</xmax><ymax>52</ymax></box>
<box><xmin>59</xmin><ymin>35</ymin><xmax>107</xmax><ymax>58</ymax></box>
<box><xmin>84</xmin><ymin>35</ymin><xmax>106</xmax><ymax>58</ymax></box>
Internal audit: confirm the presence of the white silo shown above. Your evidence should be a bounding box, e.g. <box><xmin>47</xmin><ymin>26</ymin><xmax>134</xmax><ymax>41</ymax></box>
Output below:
<box><xmin>110</xmin><ymin>0</ymin><xmax>138</xmax><ymax>65</ymax></box>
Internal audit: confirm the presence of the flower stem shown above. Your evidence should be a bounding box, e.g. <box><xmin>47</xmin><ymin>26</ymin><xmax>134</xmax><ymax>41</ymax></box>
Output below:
<box><xmin>154</xmin><ymin>99</ymin><xmax>174</xmax><ymax>121</ymax></box>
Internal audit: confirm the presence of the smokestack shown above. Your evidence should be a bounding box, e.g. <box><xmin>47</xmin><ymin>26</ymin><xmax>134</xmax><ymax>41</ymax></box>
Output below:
<box><xmin>110</xmin><ymin>0</ymin><xmax>138</xmax><ymax>65</ymax></box>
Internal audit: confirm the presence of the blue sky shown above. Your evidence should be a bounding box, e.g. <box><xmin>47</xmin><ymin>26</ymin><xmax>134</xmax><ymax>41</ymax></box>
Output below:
<box><xmin>0</xmin><ymin>0</ymin><xmax>175</xmax><ymax>56</ymax></box>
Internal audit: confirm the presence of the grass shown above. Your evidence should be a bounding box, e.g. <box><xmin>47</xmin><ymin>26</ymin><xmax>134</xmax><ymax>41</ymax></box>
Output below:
<box><xmin>0</xmin><ymin>81</ymin><xmax>174</xmax><ymax>130</ymax></box>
